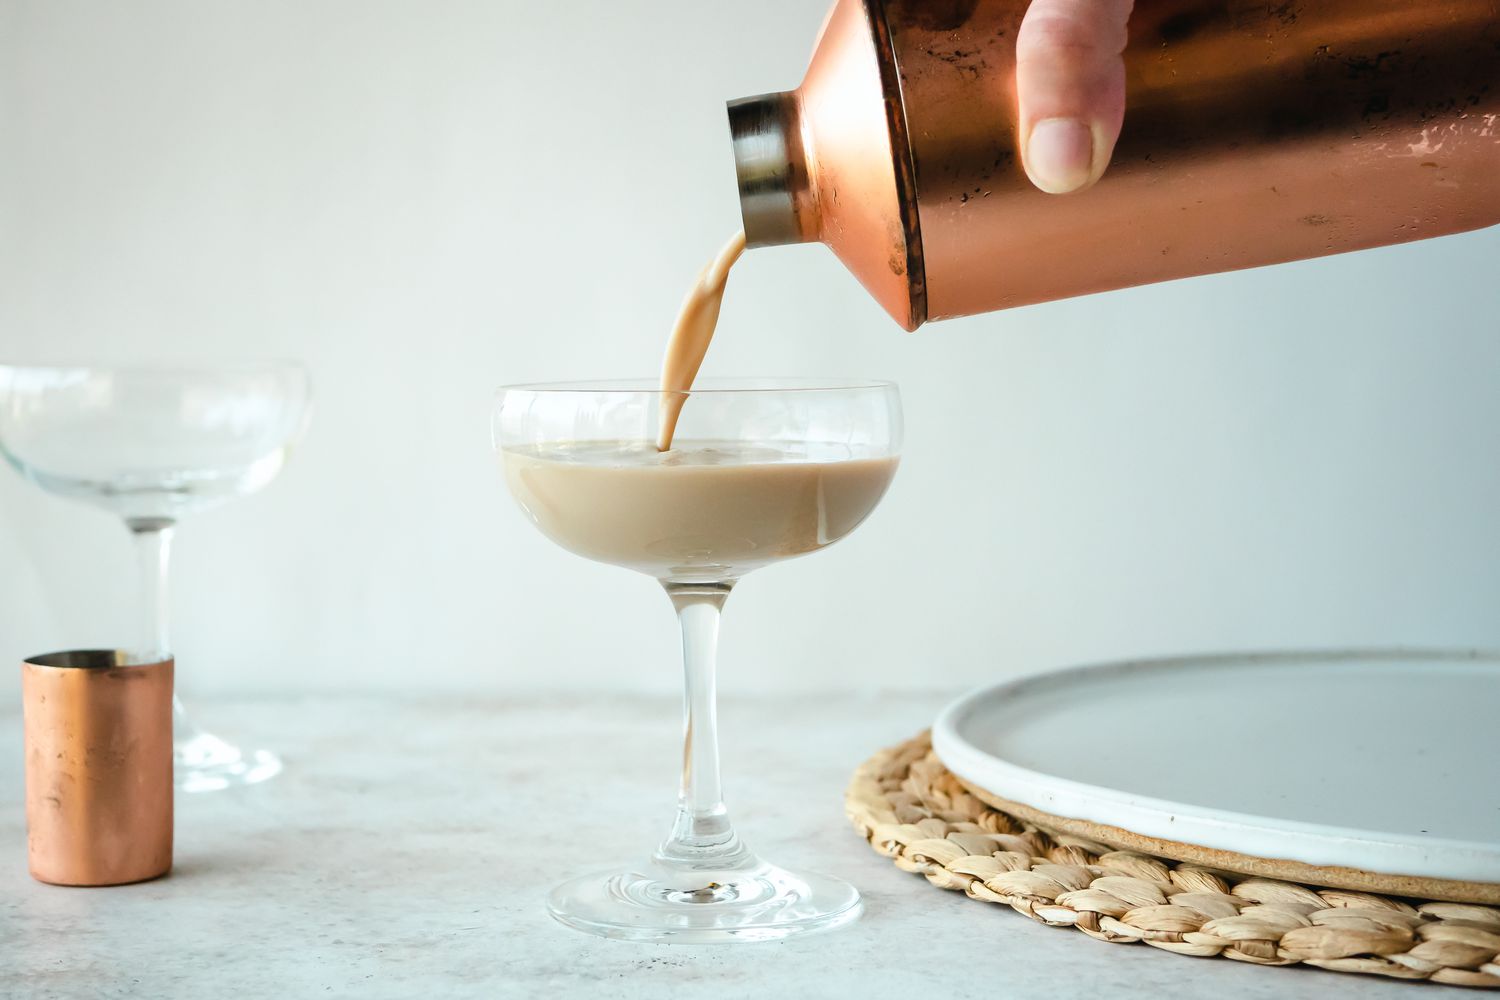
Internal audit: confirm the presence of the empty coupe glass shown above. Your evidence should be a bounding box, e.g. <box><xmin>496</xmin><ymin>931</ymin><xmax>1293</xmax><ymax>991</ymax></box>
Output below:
<box><xmin>0</xmin><ymin>362</ymin><xmax>311</xmax><ymax>792</ymax></box>
<box><xmin>494</xmin><ymin>378</ymin><xmax>902</xmax><ymax>942</ymax></box>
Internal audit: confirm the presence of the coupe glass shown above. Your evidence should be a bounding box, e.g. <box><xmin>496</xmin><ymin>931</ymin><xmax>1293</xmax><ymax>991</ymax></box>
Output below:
<box><xmin>0</xmin><ymin>362</ymin><xmax>311</xmax><ymax>792</ymax></box>
<box><xmin>493</xmin><ymin>378</ymin><xmax>902</xmax><ymax>942</ymax></box>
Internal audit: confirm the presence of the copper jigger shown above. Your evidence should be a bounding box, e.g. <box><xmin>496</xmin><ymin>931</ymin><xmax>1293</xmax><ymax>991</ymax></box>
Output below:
<box><xmin>22</xmin><ymin>650</ymin><xmax>174</xmax><ymax>886</ymax></box>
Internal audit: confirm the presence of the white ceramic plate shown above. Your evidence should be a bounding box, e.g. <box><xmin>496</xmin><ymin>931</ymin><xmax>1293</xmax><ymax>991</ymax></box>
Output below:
<box><xmin>932</xmin><ymin>649</ymin><xmax>1500</xmax><ymax>884</ymax></box>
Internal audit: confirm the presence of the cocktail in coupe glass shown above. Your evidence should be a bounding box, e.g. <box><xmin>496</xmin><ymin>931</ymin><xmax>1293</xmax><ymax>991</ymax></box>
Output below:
<box><xmin>0</xmin><ymin>362</ymin><xmax>311</xmax><ymax>792</ymax></box>
<box><xmin>494</xmin><ymin>378</ymin><xmax>902</xmax><ymax>942</ymax></box>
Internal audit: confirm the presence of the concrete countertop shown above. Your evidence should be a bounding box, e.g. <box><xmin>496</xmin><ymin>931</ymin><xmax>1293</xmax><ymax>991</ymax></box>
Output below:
<box><xmin>0</xmin><ymin>694</ymin><xmax>1429</xmax><ymax>999</ymax></box>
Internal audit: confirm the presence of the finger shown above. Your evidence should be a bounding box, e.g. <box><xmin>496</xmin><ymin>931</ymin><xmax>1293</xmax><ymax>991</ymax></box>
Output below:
<box><xmin>1016</xmin><ymin>0</ymin><xmax>1132</xmax><ymax>193</ymax></box>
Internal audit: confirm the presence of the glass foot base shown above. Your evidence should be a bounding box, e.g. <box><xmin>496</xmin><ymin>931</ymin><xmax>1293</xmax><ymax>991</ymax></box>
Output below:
<box><xmin>547</xmin><ymin>858</ymin><xmax>862</xmax><ymax>943</ymax></box>
<box><xmin>175</xmin><ymin>730</ymin><xmax>282</xmax><ymax>793</ymax></box>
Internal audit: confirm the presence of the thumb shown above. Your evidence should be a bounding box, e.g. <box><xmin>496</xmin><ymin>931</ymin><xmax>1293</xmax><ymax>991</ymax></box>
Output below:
<box><xmin>1016</xmin><ymin>0</ymin><xmax>1132</xmax><ymax>194</ymax></box>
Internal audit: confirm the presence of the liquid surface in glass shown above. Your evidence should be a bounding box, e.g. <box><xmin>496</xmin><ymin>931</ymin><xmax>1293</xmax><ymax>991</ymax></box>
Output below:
<box><xmin>503</xmin><ymin>439</ymin><xmax>897</xmax><ymax>582</ymax></box>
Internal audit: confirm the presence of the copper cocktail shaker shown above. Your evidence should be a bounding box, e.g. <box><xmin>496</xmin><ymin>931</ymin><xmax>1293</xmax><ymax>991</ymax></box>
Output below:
<box><xmin>728</xmin><ymin>0</ymin><xmax>1500</xmax><ymax>330</ymax></box>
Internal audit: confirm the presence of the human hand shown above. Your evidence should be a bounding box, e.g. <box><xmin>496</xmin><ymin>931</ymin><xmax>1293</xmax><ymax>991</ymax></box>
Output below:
<box><xmin>1016</xmin><ymin>0</ymin><xmax>1133</xmax><ymax>194</ymax></box>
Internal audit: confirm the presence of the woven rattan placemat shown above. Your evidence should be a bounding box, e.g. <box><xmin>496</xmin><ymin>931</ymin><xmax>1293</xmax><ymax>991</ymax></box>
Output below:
<box><xmin>846</xmin><ymin>733</ymin><xmax>1500</xmax><ymax>987</ymax></box>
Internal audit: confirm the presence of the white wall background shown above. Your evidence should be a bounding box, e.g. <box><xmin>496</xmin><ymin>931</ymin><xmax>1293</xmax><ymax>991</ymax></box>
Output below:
<box><xmin>1</xmin><ymin>0</ymin><xmax>1497</xmax><ymax>705</ymax></box>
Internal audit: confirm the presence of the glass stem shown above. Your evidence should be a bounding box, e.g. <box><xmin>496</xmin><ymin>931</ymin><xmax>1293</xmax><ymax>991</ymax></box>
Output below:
<box><xmin>128</xmin><ymin>518</ymin><xmax>175</xmax><ymax>660</ymax></box>
<box><xmin>657</xmin><ymin>582</ymin><xmax>754</xmax><ymax>880</ymax></box>
<box><xmin>128</xmin><ymin>517</ymin><xmax>195</xmax><ymax>744</ymax></box>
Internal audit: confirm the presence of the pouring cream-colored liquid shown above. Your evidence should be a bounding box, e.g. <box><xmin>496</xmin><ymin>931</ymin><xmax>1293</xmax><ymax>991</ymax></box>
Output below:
<box><xmin>503</xmin><ymin>441</ymin><xmax>897</xmax><ymax>582</ymax></box>
<box><xmin>500</xmin><ymin>232</ymin><xmax>895</xmax><ymax>582</ymax></box>
<box><xmin>656</xmin><ymin>231</ymin><xmax>746</xmax><ymax>452</ymax></box>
